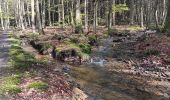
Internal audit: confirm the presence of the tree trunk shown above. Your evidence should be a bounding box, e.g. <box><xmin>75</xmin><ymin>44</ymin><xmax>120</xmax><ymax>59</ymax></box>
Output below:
<box><xmin>48</xmin><ymin>0</ymin><xmax>52</xmax><ymax>26</ymax></box>
<box><xmin>162</xmin><ymin>0</ymin><xmax>167</xmax><ymax>27</ymax></box>
<box><xmin>140</xmin><ymin>0</ymin><xmax>144</xmax><ymax>27</ymax></box>
<box><xmin>130</xmin><ymin>0</ymin><xmax>135</xmax><ymax>25</ymax></box>
<box><xmin>0</xmin><ymin>0</ymin><xmax>4</xmax><ymax>30</ymax></box>
<box><xmin>165</xmin><ymin>1</ymin><xmax>170</xmax><ymax>32</ymax></box>
<box><xmin>31</xmin><ymin>0</ymin><xmax>35</xmax><ymax>33</ymax></box>
<box><xmin>36</xmin><ymin>0</ymin><xmax>43</xmax><ymax>34</ymax></box>
<box><xmin>93</xmin><ymin>0</ymin><xmax>98</xmax><ymax>33</ymax></box>
<box><xmin>75</xmin><ymin>0</ymin><xmax>82</xmax><ymax>26</ymax></box>
<box><xmin>112</xmin><ymin>0</ymin><xmax>116</xmax><ymax>26</ymax></box>
<box><xmin>26</xmin><ymin>0</ymin><xmax>31</xmax><ymax>27</ymax></box>
<box><xmin>61</xmin><ymin>0</ymin><xmax>65</xmax><ymax>27</ymax></box>
<box><xmin>41</xmin><ymin>0</ymin><xmax>46</xmax><ymax>28</ymax></box>
<box><xmin>85</xmin><ymin>0</ymin><xmax>88</xmax><ymax>31</ymax></box>
<box><xmin>58</xmin><ymin>0</ymin><xmax>61</xmax><ymax>25</ymax></box>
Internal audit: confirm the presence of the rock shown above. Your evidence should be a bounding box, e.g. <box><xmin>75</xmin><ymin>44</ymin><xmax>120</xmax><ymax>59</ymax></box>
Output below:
<box><xmin>72</xmin><ymin>88</ymin><xmax>88</xmax><ymax>100</ymax></box>
<box><xmin>62</xmin><ymin>66</ymin><xmax>70</xmax><ymax>73</ymax></box>
<box><xmin>165</xmin><ymin>72</ymin><xmax>170</xmax><ymax>77</ymax></box>
<box><xmin>167</xmin><ymin>78</ymin><xmax>170</xmax><ymax>81</ymax></box>
<box><xmin>112</xmin><ymin>38</ymin><xmax>123</xmax><ymax>42</ymax></box>
<box><xmin>53</xmin><ymin>68</ymin><xmax>61</xmax><ymax>72</ymax></box>
<box><xmin>163</xmin><ymin>93</ymin><xmax>169</xmax><ymax>98</ymax></box>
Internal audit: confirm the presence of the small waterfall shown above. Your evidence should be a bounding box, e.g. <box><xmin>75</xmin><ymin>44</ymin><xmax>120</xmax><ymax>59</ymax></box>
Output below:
<box><xmin>89</xmin><ymin>57</ymin><xmax>107</xmax><ymax>66</ymax></box>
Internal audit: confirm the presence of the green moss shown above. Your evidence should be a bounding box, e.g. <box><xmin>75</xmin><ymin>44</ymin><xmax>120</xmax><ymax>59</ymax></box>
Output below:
<box><xmin>27</xmin><ymin>32</ymin><xmax>39</xmax><ymax>39</ymax></box>
<box><xmin>28</xmin><ymin>82</ymin><xmax>48</xmax><ymax>90</ymax></box>
<box><xmin>0</xmin><ymin>75</ymin><xmax>22</xmax><ymax>95</ymax></box>
<box><xmin>3</xmin><ymin>75</ymin><xmax>21</xmax><ymax>85</ymax></box>
<box><xmin>9</xmin><ymin>46</ymin><xmax>36</xmax><ymax>69</ymax></box>
<box><xmin>79</xmin><ymin>43</ymin><xmax>91</xmax><ymax>54</ymax></box>
<box><xmin>128</xmin><ymin>26</ymin><xmax>143</xmax><ymax>31</ymax></box>
<box><xmin>9</xmin><ymin>34</ymin><xmax>46</xmax><ymax>69</ymax></box>
<box><xmin>0</xmin><ymin>85</ymin><xmax>21</xmax><ymax>95</ymax></box>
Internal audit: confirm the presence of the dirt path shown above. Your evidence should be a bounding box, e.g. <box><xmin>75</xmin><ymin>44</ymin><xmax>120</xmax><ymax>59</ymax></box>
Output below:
<box><xmin>0</xmin><ymin>31</ymin><xmax>11</xmax><ymax>76</ymax></box>
<box><xmin>0</xmin><ymin>31</ymin><xmax>11</xmax><ymax>100</ymax></box>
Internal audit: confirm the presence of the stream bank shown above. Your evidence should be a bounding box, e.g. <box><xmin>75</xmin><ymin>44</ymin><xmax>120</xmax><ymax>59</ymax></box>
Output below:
<box><xmin>16</xmin><ymin>28</ymin><xmax>170</xmax><ymax>100</ymax></box>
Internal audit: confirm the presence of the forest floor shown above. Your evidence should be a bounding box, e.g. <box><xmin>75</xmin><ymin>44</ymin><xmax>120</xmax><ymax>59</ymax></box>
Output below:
<box><xmin>1</xmin><ymin>26</ymin><xmax>170</xmax><ymax>100</ymax></box>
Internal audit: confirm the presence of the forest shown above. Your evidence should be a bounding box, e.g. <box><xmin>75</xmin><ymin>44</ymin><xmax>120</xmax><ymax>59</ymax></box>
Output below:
<box><xmin>0</xmin><ymin>0</ymin><xmax>170</xmax><ymax>100</ymax></box>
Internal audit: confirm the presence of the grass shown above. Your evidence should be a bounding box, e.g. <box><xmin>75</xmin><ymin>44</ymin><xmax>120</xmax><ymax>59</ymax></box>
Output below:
<box><xmin>8</xmin><ymin>34</ymin><xmax>47</xmax><ymax>69</ymax></box>
<box><xmin>127</xmin><ymin>25</ymin><xmax>144</xmax><ymax>31</ymax></box>
<box><xmin>9</xmin><ymin>44</ymin><xmax>36</xmax><ymax>69</ymax></box>
<box><xmin>27</xmin><ymin>82</ymin><xmax>49</xmax><ymax>90</ymax></box>
<box><xmin>0</xmin><ymin>32</ymin><xmax>46</xmax><ymax>96</ymax></box>
<box><xmin>0</xmin><ymin>75</ymin><xmax>22</xmax><ymax>95</ymax></box>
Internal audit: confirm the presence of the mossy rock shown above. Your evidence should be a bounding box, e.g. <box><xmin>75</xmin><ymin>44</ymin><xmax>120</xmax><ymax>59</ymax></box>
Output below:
<box><xmin>88</xmin><ymin>35</ymin><xmax>97</xmax><ymax>46</ymax></box>
<box><xmin>30</xmin><ymin>40</ymin><xmax>51</xmax><ymax>55</ymax></box>
<box><xmin>79</xmin><ymin>43</ymin><xmax>91</xmax><ymax>54</ymax></box>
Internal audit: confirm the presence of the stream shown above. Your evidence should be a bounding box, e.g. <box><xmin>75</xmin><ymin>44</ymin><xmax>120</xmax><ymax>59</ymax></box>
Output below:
<box><xmin>21</xmin><ymin>33</ymin><xmax>170</xmax><ymax>100</ymax></box>
<box><xmin>69</xmin><ymin>63</ymin><xmax>165</xmax><ymax>100</ymax></box>
<box><xmin>68</xmin><ymin>36</ymin><xmax>169</xmax><ymax>100</ymax></box>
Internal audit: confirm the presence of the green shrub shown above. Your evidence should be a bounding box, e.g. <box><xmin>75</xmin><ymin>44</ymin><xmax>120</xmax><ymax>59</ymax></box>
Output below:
<box><xmin>28</xmin><ymin>82</ymin><xmax>48</xmax><ymax>90</ymax></box>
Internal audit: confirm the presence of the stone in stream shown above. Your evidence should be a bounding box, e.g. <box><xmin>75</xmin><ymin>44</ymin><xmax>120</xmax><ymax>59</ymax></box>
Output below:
<box><xmin>165</xmin><ymin>72</ymin><xmax>170</xmax><ymax>77</ymax></box>
<box><xmin>90</xmin><ymin>57</ymin><xmax>107</xmax><ymax>66</ymax></box>
<box><xmin>112</xmin><ymin>38</ymin><xmax>123</xmax><ymax>42</ymax></box>
<box><xmin>51</xmin><ymin>46</ymin><xmax>57</xmax><ymax>59</ymax></box>
<box><xmin>62</xmin><ymin>66</ymin><xmax>70</xmax><ymax>73</ymax></box>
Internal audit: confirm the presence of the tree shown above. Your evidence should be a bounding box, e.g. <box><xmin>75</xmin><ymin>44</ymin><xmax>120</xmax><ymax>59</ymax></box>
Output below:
<box><xmin>75</xmin><ymin>0</ymin><xmax>82</xmax><ymax>26</ymax></box>
<box><xmin>84</xmin><ymin>0</ymin><xmax>88</xmax><ymax>31</ymax></box>
<box><xmin>48</xmin><ymin>0</ymin><xmax>51</xmax><ymax>26</ymax></box>
<box><xmin>165</xmin><ymin>1</ymin><xmax>170</xmax><ymax>32</ymax></box>
<box><xmin>61</xmin><ymin>0</ymin><xmax>65</xmax><ymax>27</ymax></box>
<box><xmin>31</xmin><ymin>0</ymin><xmax>35</xmax><ymax>33</ymax></box>
<box><xmin>0</xmin><ymin>0</ymin><xmax>4</xmax><ymax>30</ymax></box>
<box><xmin>36</xmin><ymin>0</ymin><xmax>43</xmax><ymax>34</ymax></box>
<box><xmin>129</xmin><ymin>0</ymin><xmax>135</xmax><ymax>25</ymax></box>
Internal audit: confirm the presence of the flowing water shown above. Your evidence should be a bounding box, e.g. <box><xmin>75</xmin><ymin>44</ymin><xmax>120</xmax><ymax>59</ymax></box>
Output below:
<box><xmin>69</xmin><ymin>37</ymin><xmax>167</xmax><ymax>100</ymax></box>
<box><xmin>25</xmin><ymin>34</ymin><xmax>169</xmax><ymax>100</ymax></box>
<box><xmin>70</xmin><ymin>63</ymin><xmax>162</xmax><ymax>100</ymax></box>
